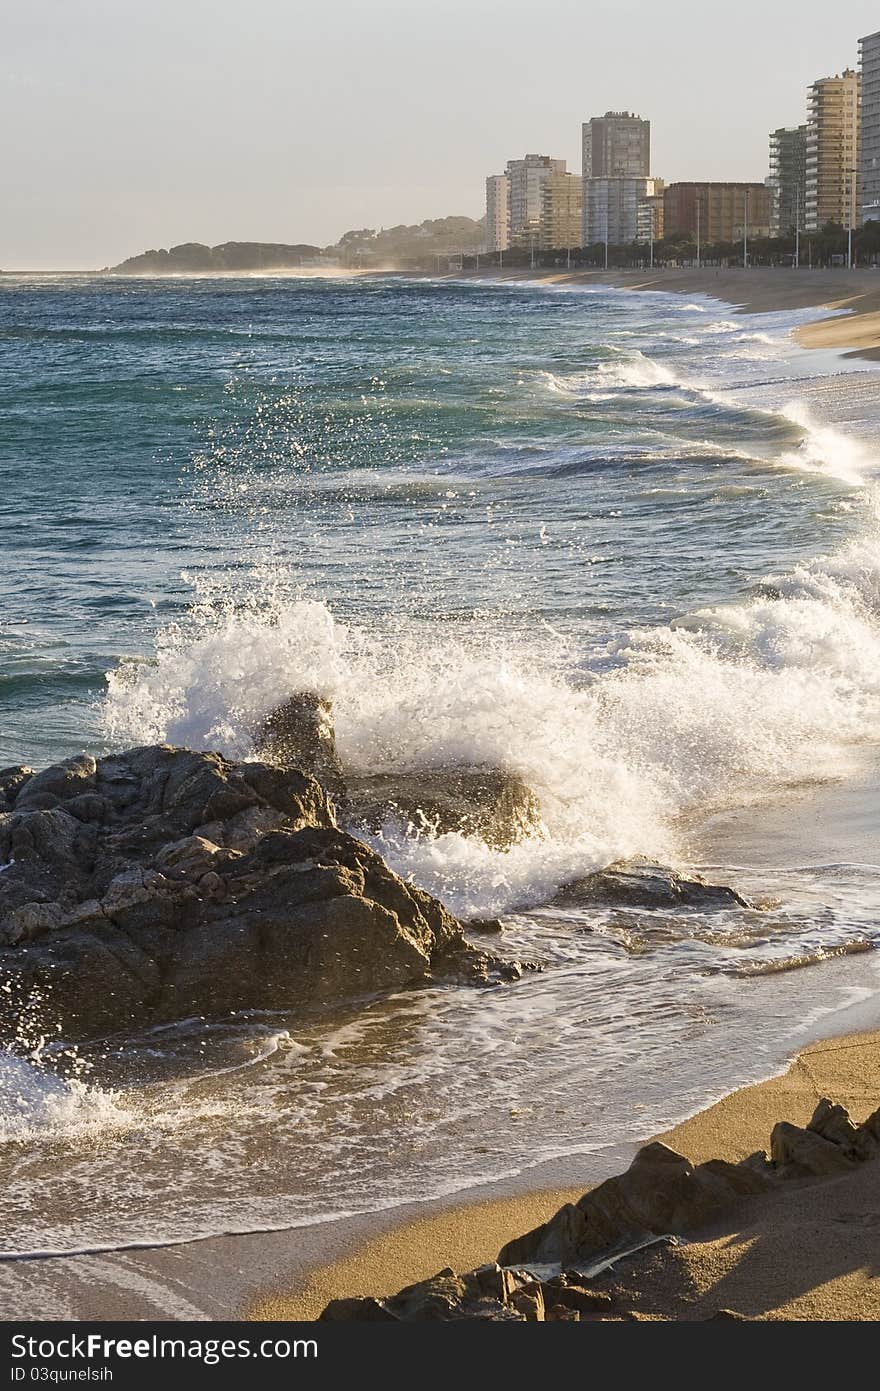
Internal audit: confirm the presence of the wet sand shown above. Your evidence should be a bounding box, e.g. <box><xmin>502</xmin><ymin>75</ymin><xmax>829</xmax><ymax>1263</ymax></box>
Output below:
<box><xmin>253</xmin><ymin>1029</ymin><xmax>880</xmax><ymax>1322</ymax></box>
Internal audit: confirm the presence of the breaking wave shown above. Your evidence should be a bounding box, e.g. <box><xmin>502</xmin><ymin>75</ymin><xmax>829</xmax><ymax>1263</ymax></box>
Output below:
<box><xmin>545</xmin><ymin>349</ymin><xmax>679</xmax><ymax>395</ymax></box>
<box><xmin>103</xmin><ymin>485</ymin><xmax>880</xmax><ymax>918</ymax></box>
<box><xmin>0</xmin><ymin>1051</ymin><xmax>129</xmax><ymax>1144</ymax></box>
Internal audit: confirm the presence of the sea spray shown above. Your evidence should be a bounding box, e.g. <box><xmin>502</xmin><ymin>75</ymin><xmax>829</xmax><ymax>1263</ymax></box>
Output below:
<box><xmin>103</xmin><ymin>486</ymin><xmax>880</xmax><ymax>917</ymax></box>
<box><xmin>6</xmin><ymin>273</ymin><xmax>880</xmax><ymax>1266</ymax></box>
<box><xmin>0</xmin><ymin>1050</ymin><xmax>129</xmax><ymax>1144</ymax></box>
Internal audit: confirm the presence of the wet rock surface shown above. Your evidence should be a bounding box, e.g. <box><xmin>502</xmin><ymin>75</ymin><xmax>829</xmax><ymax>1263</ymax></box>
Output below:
<box><xmin>253</xmin><ymin>693</ymin><xmax>344</xmax><ymax>794</ymax></box>
<box><xmin>0</xmin><ymin>746</ymin><xmax>517</xmax><ymax>1043</ymax></box>
<box><xmin>551</xmin><ymin>858</ymin><xmax>752</xmax><ymax>911</ymax></box>
<box><xmin>343</xmin><ymin>767</ymin><xmax>542</xmax><ymax>850</ymax></box>
<box><xmin>256</xmin><ymin>696</ymin><xmax>543</xmax><ymax>850</ymax></box>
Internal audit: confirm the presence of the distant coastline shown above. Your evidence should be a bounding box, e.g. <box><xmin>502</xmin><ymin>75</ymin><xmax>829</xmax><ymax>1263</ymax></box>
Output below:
<box><xmin>95</xmin><ymin>253</ymin><xmax>880</xmax><ymax>362</ymax></box>
<box><xmin>103</xmin><ymin>218</ymin><xmax>486</xmax><ymax>275</ymax></box>
<box><xmin>105</xmin><ymin>241</ymin><xmax>327</xmax><ymax>274</ymax></box>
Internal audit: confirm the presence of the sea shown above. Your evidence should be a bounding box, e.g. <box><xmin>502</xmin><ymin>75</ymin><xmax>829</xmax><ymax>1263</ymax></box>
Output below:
<box><xmin>1</xmin><ymin>271</ymin><xmax>879</xmax><ymax>1269</ymax></box>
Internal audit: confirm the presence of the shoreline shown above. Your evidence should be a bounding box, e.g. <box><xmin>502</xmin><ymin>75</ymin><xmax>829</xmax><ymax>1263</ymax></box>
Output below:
<box><xmin>446</xmin><ymin>266</ymin><xmax>880</xmax><ymax>362</ymax></box>
<box><xmin>2</xmin><ymin>265</ymin><xmax>879</xmax><ymax>1323</ymax></box>
<box><xmin>252</xmin><ymin>1026</ymin><xmax>880</xmax><ymax>1322</ymax></box>
<box><xmin>248</xmin><ymin>267</ymin><xmax>880</xmax><ymax>1323</ymax></box>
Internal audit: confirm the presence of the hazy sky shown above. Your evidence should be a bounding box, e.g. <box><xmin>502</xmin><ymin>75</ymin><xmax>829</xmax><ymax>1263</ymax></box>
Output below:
<box><xmin>3</xmin><ymin>0</ymin><xmax>878</xmax><ymax>268</ymax></box>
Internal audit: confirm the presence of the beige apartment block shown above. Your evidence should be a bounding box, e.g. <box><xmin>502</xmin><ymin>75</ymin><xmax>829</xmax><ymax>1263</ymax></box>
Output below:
<box><xmin>485</xmin><ymin>174</ymin><xmax>510</xmax><ymax>252</ymax></box>
<box><xmin>540</xmin><ymin>171</ymin><xmax>582</xmax><ymax>249</ymax></box>
<box><xmin>506</xmin><ymin>154</ymin><xmax>567</xmax><ymax>249</ymax></box>
<box><xmin>805</xmin><ymin>69</ymin><xmax>860</xmax><ymax>231</ymax></box>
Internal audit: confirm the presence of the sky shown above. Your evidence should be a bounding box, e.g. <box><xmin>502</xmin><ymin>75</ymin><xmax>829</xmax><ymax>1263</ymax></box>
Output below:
<box><xmin>3</xmin><ymin>0</ymin><xmax>879</xmax><ymax>268</ymax></box>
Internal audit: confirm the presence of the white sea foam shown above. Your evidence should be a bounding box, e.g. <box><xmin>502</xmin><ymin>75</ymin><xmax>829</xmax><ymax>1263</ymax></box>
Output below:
<box><xmin>0</xmin><ymin>1051</ymin><xmax>130</xmax><ymax>1144</ymax></box>
<box><xmin>545</xmin><ymin>349</ymin><xmax>679</xmax><ymax>395</ymax></box>
<box><xmin>777</xmin><ymin>401</ymin><xmax>872</xmax><ymax>485</ymax></box>
<box><xmin>103</xmin><ymin>474</ymin><xmax>880</xmax><ymax>917</ymax></box>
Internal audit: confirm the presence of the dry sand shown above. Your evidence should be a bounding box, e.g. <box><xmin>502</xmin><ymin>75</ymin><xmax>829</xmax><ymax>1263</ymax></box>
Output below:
<box><xmin>252</xmin><ymin>1030</ymin><xmax>880</xmax><ymax>1321</ymax></box>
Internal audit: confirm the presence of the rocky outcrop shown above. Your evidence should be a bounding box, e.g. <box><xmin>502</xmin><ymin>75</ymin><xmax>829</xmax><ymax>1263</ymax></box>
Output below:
<box><xmin>110</xmin><ymin>242</ymin><xmax>325</xmax><ymax>274</ymax></box>
<box><xmin>343</xmin><ymin>768</ymin><xmax>542</xmax><ymax>851</ymax></box>
<box><xmin>253</xmin><ymin>693</ymin><xmax>344</xmax><ymax>793</ymax></box>
<box><xmin>551</xmin><ymin>859</ymin><xmax>752</xmax><ymax>911</ymax></box>
<box><xmin>771</xmin><ymin>1097</ymin><xmax>878</xmax><ymax>1175</ymax></box>
<box><xmin>320</xmin><ymin>1265</ymin><xmax>617</xmax><ymax>1322</ymax></box>
<box><xmin>498</xmin><ymin>1142</ymin><xmax>773</xmax><ymax>1269</ymax></box>
<box><xmin>254</xmin><ymin>695</ymin><xmax>543</xmax><ymax>851</ymax></box>
<box><xmin>0</xmin><ymin>746</ymin><xmax>518</xmax><ymax>1043</ymax></box>
<box><xmin>321</xmin><ymin>1096</ymin><xmax>880</xmax><ymax>1320</ymax></box>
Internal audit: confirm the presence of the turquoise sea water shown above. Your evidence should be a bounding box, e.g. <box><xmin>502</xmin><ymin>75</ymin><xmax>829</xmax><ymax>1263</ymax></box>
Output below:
<box><xmin>1</xmin><ymin>272</ymin><xmax>879</xmax><ymax>1271</ymax></box>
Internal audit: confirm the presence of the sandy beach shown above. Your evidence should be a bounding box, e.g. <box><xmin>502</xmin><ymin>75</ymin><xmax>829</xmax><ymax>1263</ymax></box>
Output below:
<box><xmin>251</xmin><ymin>1029</ymin><xmax>880</xmax><ymax>1322</ymax></box>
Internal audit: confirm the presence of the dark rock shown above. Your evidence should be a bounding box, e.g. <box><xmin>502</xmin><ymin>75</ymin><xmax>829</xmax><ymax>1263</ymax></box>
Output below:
<box><xmin>808</xmin><ymin>1098</ymin><xmax>874</xmax><ymax>1159</ymax></box>
<box><xmin>509</xmin><ymin>1280</ymin><xmax>545</xmax><ymax>1321</ymax></box>
<box><xmin>254</xmin><ymin>694</ymin><xmax>343</xmax><ymax>793</ymax></box>
<box><xmin>551</xmin><ymin>858</ymin><xmax>752</xmax><ymax>911</ymax></box>
<box><xmin>319</xmin><ymin>1297</ymin><xmax>398</xmax><ymax>1322</ymax></box>
<box><xmin>770</xmin><ymin>1120</ymin><xmax>856</xmax><ymax>1178</ymax></box>
<box><xmin>15</xmin><ymin>755</ymin><xmax>97</xmax><ymax>809</ymax></box>
<box><xmin>465</xmin><ymin>1263</ymin><xmax>524</xmax><ymax>1303</ymax></box>
<box><xmin>546</xmin><ymin>1304</ymin><xmax>581</xmax><ymax>1321</ymax></box>
<box><xmin>498</xmin><ymin>1142</ymin><xmax>773</xmax><ymax>1268</ymax></box>
<box><xmin>318</xmin><ymin>1265</ymin><xmax>536</xmax><ymax>1323</ymax></box>
<box><xmin>860</xmin><ymin>1105</ymin><xmax>880</xmax><ymax>1147</ymax></box>
<box><xmin>344</xmin><ymin>767</ymin><xmax>542</xmax><ymax>851</ymax></box>
<box><xmin>544</xmin><ymin>1281</ymin><xmax>613</xmax><ymax>1314</ymax></box>
<box><xmin>0</xmin><ymin>766</ymin><xmax>35</xmax><ymax>811</ymax></box>
<box><xmin>0</xmin><ymin>745</ymin><xmax>510</xmax><ymax>1043</ymax></box>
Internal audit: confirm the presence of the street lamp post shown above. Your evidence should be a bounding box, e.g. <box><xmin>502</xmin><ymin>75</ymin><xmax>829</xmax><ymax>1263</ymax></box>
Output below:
<box><xmin>696</xmin><ymin>199</ymin><xmax>701</xmax><ymax>269</ymax></box>
<box><xmin>743</xmin><ymin>189</ymin><xmax>749</xmax><ymax>269</ymax></box>
<box><xmin>846</xmin><ymin>167</ymin><xmax>857</xmax><ymax>269</ymax></box>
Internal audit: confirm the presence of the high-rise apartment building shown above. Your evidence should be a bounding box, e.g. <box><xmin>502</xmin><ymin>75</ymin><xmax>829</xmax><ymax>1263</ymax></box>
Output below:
<box><xmin>582</xmin><ymin>112</ymin><xmax>650</xmax><ymax>178</ymax></box>
<box><xmin>539</xmin><ymin>170</ymin><xmax>582</xmax><ymax>249</ymax></box>
<box><xmin>583</xmin><ymin>177</ymin><xmax>662</xmax><ymax>245</ymax></box>
<box><xmin>485</xmin><ymin>174</ymin><xmax>511</xmax><ymax>252</ymax></box>
<box><xmin>640</xmin><ymin>186</ymin><xmax>665</xmax><ymax>242</ymax></box>
<box><xmin>664</xmin><ymin>183</ymin><xmax>774</xmax><ymax>241</ymax></box>
<box><xmin>768</xmin><ymin>126</ymin><xmax>807</xmax><ymax>234</ymax></box>
<box><xmin>805</xmin><ymin>69</ymin><xmax>860</xmax><ymax>231</ymax></box>
<box><xmin>506</xmin><ymin>155</ymin><xmax>567</xmax><ymax>248</ymax></box>
<box><xmin>860</xmin><ymin>31</ymin><xmax>880</xmax><ymax>222</ymax></box>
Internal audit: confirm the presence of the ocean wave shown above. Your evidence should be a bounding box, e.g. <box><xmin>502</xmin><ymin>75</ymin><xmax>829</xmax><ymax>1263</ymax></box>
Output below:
<box><xmin>544</xmin><ymin>349</ymin><xmax>679</xmax><ymax>395</ymax></box>
<box><xmin>102</xmin><ymin>477</ymin><xmax>880</xmax><ymax>917</ymax></box>
<box><xmin>0</xmin><ymin>1051</ymin><xmax>129</xmax><ymax>1144</ymax></box>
